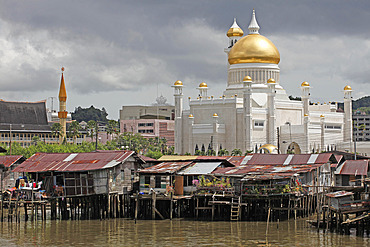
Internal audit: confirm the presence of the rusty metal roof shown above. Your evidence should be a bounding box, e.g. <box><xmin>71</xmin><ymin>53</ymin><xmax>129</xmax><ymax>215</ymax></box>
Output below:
<box><xmin>13</xmin><ymin>150</ymin><xmax>136</xmax><ymax>173</ymax></box>
<box><xmin>336</xmin><ymin>160</ymin><xmax>369</xmax><ymax>176</ymax></box>
<box><xmin>0</xmin><ymin>155</ymin><xmax>24</xmax><ymax>168</ymax></box>
<box><xmin>212</xmin><ymin>153</ymin><xmax>335</xmax><ymax>180</ymax></box>
<box><xmin>139</xmin><ymin>161</ymin><xmax>193</xmax><ymax>174</ymax></box>
<box><xmin>326</xmin><ymin>191</ymin><xmax>354</xmax><ymax>198</ymax></box>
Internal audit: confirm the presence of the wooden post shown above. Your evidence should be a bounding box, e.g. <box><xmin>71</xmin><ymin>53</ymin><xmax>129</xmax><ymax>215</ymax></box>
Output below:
<box><xmin>135</xmin><ymin>193</ymin><xmax>138</xmax><ymax>223</ymax></box>
<box><xmin>152</xmin><ymin>191</ymin><xmax>156</xmax><ymax>220</ymax></box>
<box><xmin>170</xmin><ymin>193</ymin><xmax>173</xmax><ymax>220</ymax></box>
<box><xmin>266</xmin><ymin>207</ymin><xmax>271</xmax><ymax>235</ymax></box>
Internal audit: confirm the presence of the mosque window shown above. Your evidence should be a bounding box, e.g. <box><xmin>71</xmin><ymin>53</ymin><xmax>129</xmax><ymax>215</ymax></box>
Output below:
<box><xmin>325</xmin><ymin>125</ymin><xmax>341</xmax><ymax>130</ymax></box>
<box><xmin>254</xmin><ymin>120</ymin><xmax>264</xmax><ymax>128</ymax></box>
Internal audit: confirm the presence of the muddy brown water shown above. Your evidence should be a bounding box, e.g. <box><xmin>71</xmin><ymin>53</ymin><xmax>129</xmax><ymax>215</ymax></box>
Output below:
<box><xmin>0</xmin><ymin>218</ymin><xmax>369</xmax><ymax>246</ymax></box>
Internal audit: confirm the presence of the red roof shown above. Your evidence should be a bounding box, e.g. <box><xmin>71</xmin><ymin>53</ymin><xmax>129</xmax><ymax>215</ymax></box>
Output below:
<box><xmin>337</xmin><ymin>160</ymin><xmax>369</xmax><ymax>176</ymax></box>
<box><xmin>0</xmin><ymin>155</ymin><xmax>24</xmax><ymax>168</ymax></box>
<box><xmin>13</xmin><ymin>150</ymin><xmax>136</xmax><ymax>173</ymax></box>
<box><xmin>138</xmin><ymin>154</ymin><xmax>157</xmax><ymax>162</ymax></box>
<box><xmin>139</xmin><ymin>161</ymin><xmax>193</xmax><ymax>174</ymax></box>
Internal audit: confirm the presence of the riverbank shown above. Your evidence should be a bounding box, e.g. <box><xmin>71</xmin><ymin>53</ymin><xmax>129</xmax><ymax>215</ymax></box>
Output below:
<box><xmin>0</xmin><ymin>218</ymin><xmax>369</xmax><ymax>246</ymax></box>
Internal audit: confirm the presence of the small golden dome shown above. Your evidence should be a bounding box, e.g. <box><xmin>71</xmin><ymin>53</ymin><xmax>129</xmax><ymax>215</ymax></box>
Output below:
<box><xmin>199</xmin><ymin>82</ymin><xmax>208</xmax><ymax>88</ymax></box>
<box><xmin>227</xmin><ymin>27</ymin><xmax>244</xmax><ymax>37</ymax></box>
<box><xmin>243</xmin><ymin>76</ymin><xmax>252</xmax><ymax>82</ymax></box>
<box><xmin>223</xmin><ymin>95</ymin><xmax>226</xmax><ymax>98</ymax></box>
<box><xmin>320</xmin><ymin>115</ymin><xmax>325</xmax><ymax>118</ymax></box>
<box><xmin>174</xmin><ymin>80</ymin><xmax>183</xmax><ymax>86</ymax></box>
<box><xmin>267</xmin><ymin>78</ymin><xmax>275</xmax><ymax>84</ymax></box>
<box><xmin>235</xmin><ymin>94</ymin><xmax>238</xmax><ymax>97</ymax></box>
<box><xmin>344</xmin><ymin>85</ymin><xmax>352</xmax><ymax>91</ymax></box>
<box><xmin>188</xmin><ymin>97</ymin><xmax>191</xmax><ymax>99</ymax></box>
<box><xmin>304</xmin><ymin>114</ymin><xmax>309</xmax><ymax>117</ymax></box>
<box><xmin>213</xmin><ymin>113</ymin><xmax>218</xmax><ymax>117</ymax></box>
<box><xmin>301</xmin><ymin>81</ymin><xmax>310</xmax><ymax>87</ymax></box>
<box><xmin>258</xmin><ymin>144</ymin><xmax>278</xmax><ymax>154</ymax></box>
<box><xmin>228</xmin><ymin>34</ymin><xmax>280</xmax><ymax>65</ymax></box>
<box><xmin>227</xmin><ymin>19</ymin><xmax>244</xmax><ymax>37</ymax></box>
<box><xmin>189</xmin><ymin>114</ymin><xmax>194</xmax><ymax>118</ymax></box>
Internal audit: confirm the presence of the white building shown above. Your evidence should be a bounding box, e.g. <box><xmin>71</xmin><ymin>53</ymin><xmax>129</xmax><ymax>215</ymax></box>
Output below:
<box><xmin>173</xmin><ymin>10</ymin><xmax>353</xmax><ymax>155</ymax></box>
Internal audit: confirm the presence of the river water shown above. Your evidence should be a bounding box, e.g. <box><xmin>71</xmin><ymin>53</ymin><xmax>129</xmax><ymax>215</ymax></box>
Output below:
<box><xmin>0</xmin><ymin>218</ymin><xmax>369</xmax><ymax>246</ymax></box>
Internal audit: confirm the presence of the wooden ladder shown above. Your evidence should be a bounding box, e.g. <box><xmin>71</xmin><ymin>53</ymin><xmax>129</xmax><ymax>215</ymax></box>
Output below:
<box><xmin>230</xmin><ymin>197</ymin><xmax>240</xmax><ymax>221</ymax></box>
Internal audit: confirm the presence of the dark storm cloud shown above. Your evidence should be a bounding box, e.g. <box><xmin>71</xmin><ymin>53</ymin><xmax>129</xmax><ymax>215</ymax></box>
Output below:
<box><xmin>0</xmin><ymin>0</ymin><xmax>369</xmax><ymax>118</ymax></box>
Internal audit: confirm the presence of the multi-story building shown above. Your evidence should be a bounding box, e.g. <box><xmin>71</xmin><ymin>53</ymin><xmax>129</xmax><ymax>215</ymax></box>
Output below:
<box><xmin>353</xmin><ymin>114</ymin><xmax>370</xmax><ymax>141</ymax></box>
<box><xmin>119</xmin><ymin>95</ymin><xmax>175</xmax><ymax>146</ymax></box>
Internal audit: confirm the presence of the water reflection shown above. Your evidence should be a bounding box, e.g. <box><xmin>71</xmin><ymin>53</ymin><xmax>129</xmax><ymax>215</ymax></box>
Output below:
<box><xmin>0</xmin><ymin>219</ymin><xmax>369</xmax><ymax>246</ymax></box>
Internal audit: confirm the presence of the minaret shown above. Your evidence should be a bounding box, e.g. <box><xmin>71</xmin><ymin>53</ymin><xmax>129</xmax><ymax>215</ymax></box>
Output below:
<box><xmin>243</xmin><ymin>76</ymin><xmax>253</xmax><ymax>151</ymax></box>
<box><xmin>343</xmin><ymin>85</ymin><xmax>353</xmax><ymax>144</ymax></box>
<box><xmin>248</xmin><ymin>9</ymin><xmax>260</xmax><ymax>34</ymax></box>
<box><xmin>172</xmin><ymin>80</ymin><xmax>183</xmax><ymax>154</ymax></box>
<box><xmin>267</xmin><ymin>78</ymin><xmax>276</xmax><ymax>145</ymax></box>
<box><xmin>188</xmin><ymin>114</ymin><xmax>194</xmax><ymax>154</ymax></box>
<box><xmin>301</xmin><ymin>81</ymin><xmax>310</xmax><ymax>153</ymax></box>
<box><xmin>225</xmin><ymin>18</ymin><xmax>244</xmax><ymax>52</ymax></box>
<box><xmin>197</xmin><ymin>82</ymin><xmax>208</xmax><ymax>98</ymax></box>
<box><xmin>320</xmin><ymin>115</ymin><xmax>325</xmax><ymax>152</ymax></box>
<box><xmin>58</xmin><ymin>67</ymin><xmax>67</xmax><ymax>143</ymax></box>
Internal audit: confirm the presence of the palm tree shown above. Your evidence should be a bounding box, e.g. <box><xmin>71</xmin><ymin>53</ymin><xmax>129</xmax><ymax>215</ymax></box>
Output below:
<box><xmin>51</xmin><ymin>123</ymin><xmax>62</xmax><ymax>140</ymax></box>
<box><xmin>87</xmin><ymin>120</ymin><xmax>97</xmax><ymax>142</ymax></box>
<box><xmin>107</xmin><ymin>120</ymin><xmax>119</xmax><ymax>140</ymax></box>
<box><xmin>231</xmin><ymin>149</ymin><xmax>242</xmax><ymax>156</ymax></box>
<box><xmin>69</xmin><ymin>121</ymin><xmax>81</xmax><ymax>144</ymax></box>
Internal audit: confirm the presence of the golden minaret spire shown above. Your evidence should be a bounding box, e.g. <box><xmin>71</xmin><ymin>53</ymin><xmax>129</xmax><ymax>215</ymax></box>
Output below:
<box><xmin>58</xmin><ymin>67</ymin><xmax>67</xmax><ymax>143</ymax></box>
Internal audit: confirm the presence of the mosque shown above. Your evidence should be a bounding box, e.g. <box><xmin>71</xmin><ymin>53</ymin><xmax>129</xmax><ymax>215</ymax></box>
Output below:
<box><xmin>172</xmin><ymin>10</ymin><xmax>353</xmax><ymax>155</ymax></box>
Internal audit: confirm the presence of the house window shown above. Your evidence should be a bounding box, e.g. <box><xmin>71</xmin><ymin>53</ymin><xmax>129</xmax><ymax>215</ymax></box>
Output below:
<box><xmin>146</xmin><ymin>123</ymin><xmax>153</xmax><ymax>127</ymax></box>
<box><xmin>121</xmin><ymin>170</ymin><xmax>125</xmax><ymax>181</ymax></box>
<box><xmin>138</xmin><ymin>123</ymin><xmax>145</xmax><ymax>127</ymax></box>
<box><xmin>145</xmin><ymin>176</ymin><xmax>150</xmax><ymax>186</ymax></box>
<box><xmin>155</xmin><ymin>176</ymin><xmax>162</xmax><ymax>188</ymax></box>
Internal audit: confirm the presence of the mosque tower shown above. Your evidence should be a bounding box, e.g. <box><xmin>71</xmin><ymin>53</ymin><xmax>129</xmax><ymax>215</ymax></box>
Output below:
<box><xmin>58</xmin><ymin>67</ymin><xmax>68</xmax><ymax>143</ymax></box>
<box><xmin>343</xmin><ymin>85</ymin><xmax>353</xmax><ymax>144</ymax></box>
<box><xmin>172</xmin><ymin>80</ymin><xmax>184</xmax><ymax>154</ymax></box>
<box><xmin>225</xmin><ymin>9</ymin><xmax>280</xmax><ymax>96</ymax></box>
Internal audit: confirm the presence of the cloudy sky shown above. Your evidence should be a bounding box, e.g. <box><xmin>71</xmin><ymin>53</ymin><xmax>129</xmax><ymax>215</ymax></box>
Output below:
<box><xmin>0</xmin><ymin>0</ymin><xmax>369</xmax><ymax>119</ymax></box>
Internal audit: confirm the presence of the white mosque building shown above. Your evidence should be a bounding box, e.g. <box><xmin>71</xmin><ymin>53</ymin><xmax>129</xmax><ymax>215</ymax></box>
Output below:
<box><xmin>172</xmin><ymin>10</ymin><xmax>353</xmax><ymax>155</ymax></box>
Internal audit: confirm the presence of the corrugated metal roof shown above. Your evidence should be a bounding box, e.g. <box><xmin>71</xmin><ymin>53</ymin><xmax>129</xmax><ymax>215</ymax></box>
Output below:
<box><xmin>158</xmin><ymin>155</ymin><xmax>198</xmax><ymax>161</ymax></box>
<box><xmin>13</xmin><ymin>150</ymin><xmax>135</xmax><ymax>172</ymax></box>
<box><xmin>336</xmin><ymin>160</ymin><xmax>369</xmax><ymax>176</ymax></box>
<box><xmin>178</xmin><ymin>162</ymin><xmax>222</xmax><ymax>175</ymax></box>
<box><xmin>0</xmin><ymin>155</ymin><xmax>24</xmax><ymax>168</ymax></box>
<box><xmin>139</xmin><ymin>161</ymin><xmax>193</xmax><ymax>174</ymax></box>
<box><xmin>326</xmin><ymin>191</ymin><xmax>354</xmax><ymax>198</ymax></box>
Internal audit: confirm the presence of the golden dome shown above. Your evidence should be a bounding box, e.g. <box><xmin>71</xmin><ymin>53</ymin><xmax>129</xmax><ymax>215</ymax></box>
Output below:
<box><xmin>228</xmin><ymin>34</ymin><xmax>280</xmax><ymax>65</ymax></box>
<box><xmin>199</xmin><ymin>82</ymin><xmax>208</xmax><ymax>88</ymax></box>
<box><xmin>344</xmin><ymin>85</ymin><xmax>352</xmax><ymax>91</ymax></box>
<box><xmin>174</xmin><ymin>80</ymin><xmax>183</xmax><ymax>86</ymax></box>
<box><xmin>304</xmin><ymin>114</ymin><xmax>309</xmax><ymax>117</ymax></box>
<box><xmin>267</xmin><ymin>78</ymin><xmax>275</xmax><ymax>84</ymax></box>
<box><xmin>227</xmin><ymin>27</ymin><xmax>244</xmax><ymax>37</ymax></box>
<box><xmin>227</xmin><ymin>18</ymin><xmax>244</xmax><ymax>37</ymax></box>
<box><xmin>301</xmin><ymin>81</ymin><xmax>310</xmax><ymax>87</ymax></box>
<box><xmin>320</xmin><ymin>115</ymin><xmax>325</xmax><ymax>118</ymax></box>
<box><xmin>258</xmin><ymin>144</ymin><xmax>278</xmax><ymax>154</ymax></box>
<box><xmin>189</xmin><ymin>114</ymin><xmax>194</xmax><ymax>118</ymax></box>
<box><xmin>243</xmin><ymin>76</ymin><xmax>252</xmax><ymax>82</ymax></box>
<box><xmin>213</xmin><ymin>113</ymin><xmax>218</xmax><ymax>117</ymax></box>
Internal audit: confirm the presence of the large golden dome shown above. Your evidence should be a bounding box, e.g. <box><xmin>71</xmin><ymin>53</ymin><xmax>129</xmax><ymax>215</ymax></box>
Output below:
<box><xmin>228</xmin><ymin>34</ymin><xmax>280</xmax><ymax>65</ymax></box>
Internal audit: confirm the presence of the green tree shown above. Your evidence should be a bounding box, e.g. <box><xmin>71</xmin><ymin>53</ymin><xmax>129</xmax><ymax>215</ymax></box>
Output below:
<box><xmin>87</xmin><ymin>120</ymin><xmax>98</xmax><ymax>142</ymax></box>
<box><xmin>68</xmin><ymin>121</ymin><xmax>81</xmax><ymax>144</ymax></box>
<box><xmin>107</xmin><ymin>120</ymin><xmax>119</xmax><ymax>139</ymax></box>
<box><xmin>51</xmin><ymin>123</ymin><xmax>62</xmax><ymax>138</ymax></box>
<box><xmin>231</xmin><ymin>149</ymin><xmax>242</xmax><ymax>156</ymax></box>
<box><xmin>217</xmin><ymin>149</ymin><xmax>229</xmax><ymax>156</ymax></box>
<box><xmin>72</xmin><ymin>105</ymin><xmax>109</xmax><ymax>123</ymax></box>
